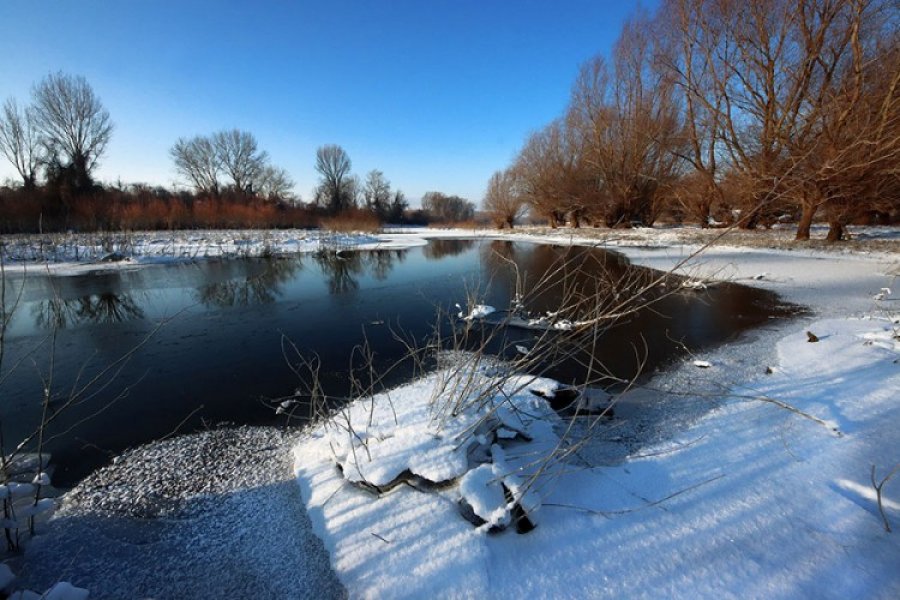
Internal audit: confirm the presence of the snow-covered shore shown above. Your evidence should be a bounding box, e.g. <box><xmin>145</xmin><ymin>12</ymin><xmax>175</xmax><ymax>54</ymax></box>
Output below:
<box><xmin>11</xmin><ymin>226</ymin><xmax>899</xmax><ymax>598</ymax></box>
<box><xmin>0</xmin><ymin>229</ymin><xmax>427</xmax><ymax>276</ymax></box>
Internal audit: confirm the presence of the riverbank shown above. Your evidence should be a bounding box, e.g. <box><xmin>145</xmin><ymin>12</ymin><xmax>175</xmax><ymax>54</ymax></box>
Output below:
<box><xmin>1</xmin><ymin>224</ymin><xmax>897</xmax><ymax>277</ymax></box>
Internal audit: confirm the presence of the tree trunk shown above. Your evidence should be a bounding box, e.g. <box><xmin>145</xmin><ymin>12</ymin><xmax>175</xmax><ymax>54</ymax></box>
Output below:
<box><xmin>697</xmin><ymin>197</ymin><xmax>711</xmax><ymax>228</ymax></box>
<box><xmin>571</xmin><ymin>211</ymin><xmax>581</xmax><ymax>228</ymax></box>
<box><xmin>795</xmin><ymin>203</ymin><xmax>816</xmax><ymax>240</ymax></box>
<box><xmin>738</xmin><ymin>209</ymin><xmax>759</xmax><ymax>230</ymax></box>
<box><xmin>825</xmin><ymin>221</ymin><xmax>844</xmax><ymax>242</ymax></box>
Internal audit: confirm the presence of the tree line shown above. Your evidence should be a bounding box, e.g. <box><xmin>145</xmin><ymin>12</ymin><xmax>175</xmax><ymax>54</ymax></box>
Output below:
<box><xmin>0</xmin><ymin>73</ymin><xmax>476</xmax><ymax>232</ymax></box>
<box><xmin>483</xmin><ymin>0</ymin><xmax>899</xmax><ymax>241</ymax></box>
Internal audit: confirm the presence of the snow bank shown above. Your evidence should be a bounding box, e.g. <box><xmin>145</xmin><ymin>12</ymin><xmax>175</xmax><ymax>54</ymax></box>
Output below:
<box><xmin>293</xmin><ymin>363</ymin><xmax>568</xmax><ymax>597</ymax></box>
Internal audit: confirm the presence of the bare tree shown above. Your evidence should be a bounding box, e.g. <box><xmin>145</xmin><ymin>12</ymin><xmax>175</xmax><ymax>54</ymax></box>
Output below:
<box><xmin>171</xmin><ymin>135</ymin><xmax>221</xmax><ymax>196</ymax></box>
<box><xmin>569</xmin><ymin>15</ymin><xmax>686</xmax><ymax>228</ymax></box>
<box><xmin>172</xmin><ymin>130</ymin><xmax>292</xmax><ymax>201</ymax></box>
<box><xmin>785</xmin><ymin>0</ymin><xmax>900</xmax><ymax>240</ymax></box>
<box><xmin>483</xmin><ymin>168</ymin><xmax>526</xmax><ymax>228</ymax></box>
<box><xmin>363</xmin><ymin>169</ymin><xmax>392</xmax><ymax>220</ymax></box>
<box><xmin>213</xmin><ymin>129</ymin><xmax>268</xmax><ymax>194</ymax></box>
<box><xmin>0</xmin><ymin>99</ymin><xmax>41</xmax><ymax>190</ymax></box>
<box><xmin>661</xmin><ymin>0</ymin><xmax>728</xmax><ymax>226</ymax></box>
<box><xmin>256</xmin><ymin>165</ymin><xmax>296</xmax><ymax>202</ymax></box>
<box><xmin>315</xmin><ymin>145</ymin><xmax>354</xmax><ymax>213</ymax></box>
<box><xmin>31</xmin><ymin>72</ymin><xmax>112</xmax><ymax>191</ymax></box>
<box><xmin>681</xmin><ymin>0</ymin><xmax>900</xmax><ymax>238</ymax></box>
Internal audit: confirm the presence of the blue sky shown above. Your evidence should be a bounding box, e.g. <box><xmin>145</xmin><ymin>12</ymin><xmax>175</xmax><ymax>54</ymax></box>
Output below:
<box><xmin>0</xmin><ymin>1</ymin><xmax>653</xmax><ymax>205</ymax></box>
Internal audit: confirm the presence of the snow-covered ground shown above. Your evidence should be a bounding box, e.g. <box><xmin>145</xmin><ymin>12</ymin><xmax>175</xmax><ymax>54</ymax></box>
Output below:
<box><xmin>292</xmin><ymin>227</ymin><xmax>900</xmax><ymax>598</ymax></box>
<box><xmin>0</xmin><ymin>229</ymin><xmax>427</xmax><ymax>276</ymax></box>
<box><xmin>10</xmin><ymin>226</ymin><xmax>899</xmax><ymax>598</ymax></box>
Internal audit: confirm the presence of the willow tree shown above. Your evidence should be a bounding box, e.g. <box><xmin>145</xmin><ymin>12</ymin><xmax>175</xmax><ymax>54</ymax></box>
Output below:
<box><xmin>483</xmin><ymin>168</ymin><xmax>527</xmax><ymax>228</ymax></box>
<box><xmin>514</xmin><ymin>118</ymin><xmax>597</xmax><ymax>227</ymax></box>
<box><xmin>32</xmin><ymin>72</ymin><xmax>113</xmax><ymax>192</ymax></box>
<box><xmin>569</xmin><ymin>15</ymin><xmax>686</xmax><ymax>228</ymax></box>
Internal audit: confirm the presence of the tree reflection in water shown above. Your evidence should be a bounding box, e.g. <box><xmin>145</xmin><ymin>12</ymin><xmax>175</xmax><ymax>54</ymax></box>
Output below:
<box><xmin>480</xmin><ymin>240</ymin><xmax>648</xmax><ymax>317</ymax></box>
<box><xmin>365</xmin><ymin>249</ymin><xmax>405</xmax><ymax>281</ymax></box>
<box><xmin>314</xmin><ymin>248</ymin><xmax>405</xmax><ymax>293</ymax></box>
<box><xmin>422</xmin><ymin>239</ymin><xmax>475</xmax><ymax>260</ymax></box>
<box><xmin>196</xmin><ymin>257</ymin><xmax>303</xmax><ymax>307</ymax></box>
<box><xmin>32</xmin><ymin>293</ymin><xmax>145</xmax><ymax>328</ymax></box>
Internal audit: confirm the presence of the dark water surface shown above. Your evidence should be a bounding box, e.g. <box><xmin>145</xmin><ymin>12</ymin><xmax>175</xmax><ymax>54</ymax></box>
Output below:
<box><xmin>1</xmin><ymin>240</ymin><xmax>794</xmax><ymax>486</ymax></box>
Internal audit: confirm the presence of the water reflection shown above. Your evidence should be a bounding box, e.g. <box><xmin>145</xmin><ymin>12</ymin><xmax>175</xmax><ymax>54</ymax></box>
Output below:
<box><xmin>196</xmin><ymin>257</ymin><xmax>303</xmax><ymax>308</ymax></box>
<box><xmin>365</xmin><ymin>249</ymin><xmax>405</xmax><ymax>281</ymax></box>
<box><xmin>32</xmin><ymin>293</ymin><xmax>145</xmax><ymax>328</ymax></box>
<box><xmin>479</xmin><ymin>241</ymin><xmax>653</xmax><ymax>321</ymax></box>
<box><xmin>314</xmin><ymin>250</ymin><xmax>364</xmax><ymax>294</ymax></box>
<box><xmin>313</xmin><ymin>248</ymin><xmax>405</xmax><ymax>294</ymax></box>
<box><xmin>423</xmin><ymin>239</ymin><xmax>475</xmax><ymax>260</ymax></box>
<box><xmin>467</xmin><ymin>241</ymin><xmax>778</xmax><ymax>390</ymax></box>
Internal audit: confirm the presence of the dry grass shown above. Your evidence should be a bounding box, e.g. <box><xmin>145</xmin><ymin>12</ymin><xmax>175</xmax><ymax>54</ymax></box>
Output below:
<box><xmin>319</xmin><ymin>209</ymin><xmax>382</xmax><ymax>233</ymax></box>
<box><xmin>427</xmin><ymin>220</ymin><xmax>488</xmax><ymax>230</ymax></box>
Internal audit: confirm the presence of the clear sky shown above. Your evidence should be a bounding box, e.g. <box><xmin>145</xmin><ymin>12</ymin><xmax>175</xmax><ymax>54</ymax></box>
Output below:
<box><xmin>0</xmin><ymin>1</ymin><xmax>653</xmax><ymax>205</ymax></box>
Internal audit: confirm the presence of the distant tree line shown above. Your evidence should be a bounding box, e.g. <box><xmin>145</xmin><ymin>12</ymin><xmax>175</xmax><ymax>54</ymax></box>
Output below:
<box><xmin>0</xmin><ymin>73</ymin><xmax>475</xmax><ymax>232</ymax></box>
<box><xmin>483</xmin><ymin>0</ymin><xmax>900</xmax><ymax>240</ymax></box>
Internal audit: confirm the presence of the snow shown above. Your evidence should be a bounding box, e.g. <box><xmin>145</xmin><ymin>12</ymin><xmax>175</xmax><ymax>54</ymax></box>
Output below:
<box><xmin>7</xmin><ymin>483</ymin><xmax>35</xmax><ymax>499</ymax></box>
<box><xmin>0</xmin><ymin>229</ymin><xmax>428</xmax><ymax>276</ymax></box>
<box><xmin>18</xmin><ymin>427</ymin><xmax>344</xmax><ymax>599</ymax></box>
<box><xmin>43</xmin><ymin>582</ymin><xmax>89</xmax><ymax>600</ymax></box>
<box><xmin>8</xmin><ymin>591</ymin><xmax>41</xmax><ymax>600</ymax></box>
<box><xmin>291</xmin><ymin>227</ymin><xmax>900</xmax><ymax>598</ymax></box>
<box><xmin>458</xmin><ymin>463</ymin><xmax>509</xmax><ymax>527</ymax></box>
<box><xmin>456</xmin><ymin>304</ymin><xmax>497</xmax><ymax>320</ymax></box>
